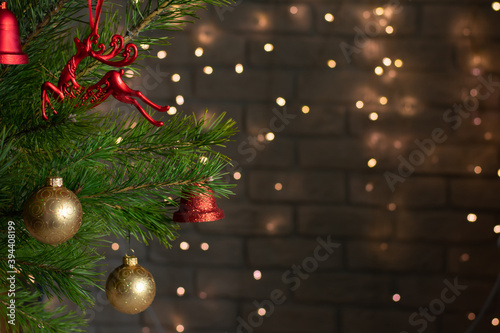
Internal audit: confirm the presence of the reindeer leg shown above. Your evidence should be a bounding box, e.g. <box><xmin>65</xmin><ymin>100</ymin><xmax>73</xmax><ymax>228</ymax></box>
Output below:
<box><xmin>114</xmin><ymin>94</ymin><xmax>164</xmax><ymax>127</ymax></box>
<box><xmin>41</xmin><ymin>82</ymin><xmax>65</xmax><ymax>121</ymax></box>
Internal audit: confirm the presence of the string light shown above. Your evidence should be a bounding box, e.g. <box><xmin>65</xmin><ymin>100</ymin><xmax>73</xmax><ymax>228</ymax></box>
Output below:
<box><xmin>265</xmin><ymin>132</ymin><xmax>275</xmax><ymax>141</ymax></box>
<box><xmin>116</xmin><ymin>137</ymin><xmax>123</xmax><ymax>144</ymax></box>
<box><xmin>493</xmin><ymin>2</ymin><xmax>500</xmax><ymax>11</ymax></box>
<box><xmin>494</xmin><ymin>225</ymin><xmax>500</xmax><ymax>233</ymax></box>
<box><xmin>379</xmin><ymin>96</ymin><xmax>388</xmax><ymax>105</ymax></box>
<box><xmin>467</xmin><ymin>213</ymin><xmax>477</xmax><ymax>223</ymax></box>
<box><xmin>176</xmin><ymin>95</ymin><xmax>184</xmax><ymax>105</ymax></box>
<box><xmin>111</xmin><ymin>243</ymin><xmax>119</xmax><ymax>251</ymax></box>
<box><xmin>253</xmin><ymin>270</ymin><xmax>262</xmax><ymax>280</ymax></box>
<box><xmin>176</xmin><ymin>325</ymin><xmax>185</xmax><ymax>332</ymax></box>
<box><xmin>327</xmin><ymin>59</ymin><xmax>336</xmax><ymax>68</ymax></box>
<box><xmin>497</xmin><ymin>169</ymin><xmax>500</xmax><ymax>177</ymax></box>
<box><xmin>258</xmin><ymin>308</ymin><xmax>267</xmax><ymax>316</ymax></box>
<box><xmin>233</xmin><ymin>172</ymin><xmax>242</xmax><ymax>180</ymax></box>
<box><xmin>171</xmin><ymin>74</ymin><xmax>181</xmax><ymax>82</ymax></box>
<box><xmin>124</xmin><ymin>70</ymin><xmax>134</xmax><ymax>78</ymax></box>
<box><xmin>264</xmin><ymin>43</ymin><xmax>274</xmax><ymax>52</ymax></box>
<box><xmin>374</xmin><ymin>66</ymin><xmax>384</xmax><ymax>75</ymax></box>
<box><xmin>140</xmin><ymin>44</ymin><xmax>150</xmax><ymax>50</ymax></box>
<box><xmin>157</xmin><ymin>50</ymin><xmax>167</xmax><ymax>59</ymax></box>
<box><xmin>180</xmin><ymin>241</ymin><xmax>190</xmax><ymax>250</ymax></box>
<box><xmin>195</xmin><ymin>47</ymin><xmax>204</xmax><ymax>57</ymax></box>
<box><xmin>324</xmin><ymin>13</ymin><xmax>334</xmax><ymax>22</ymax></box>
<box><xmin>460</xmin><ymin>253</ymin><xmax>470</xmax><ymax>262</ymax></box>
<box><xmin>492</xmin><ymin>318</ymin><xmax>499</xmax><ymax>326</ymax></box>
<box><xmin>203</xmin><ymin>66</ymin><xmax>213</xmax><ymax>75</ymax></box>
<box><xmin>276</xmin><ymin>97</ymin><xmax>286</xmax><ymax>106</ymax></box>
<box><xmin>394</xmin><ymin>59</ymin><xmax>403</xmax><ymax>67</ymax></box>
<box><xmin>392</xmin><ymin>294</ymin><xmax>401</xmax><ymax>302</ymax></box>
<box><xmin>468</xmin><ymin>313</ymin><xmax>476</xmax><ymax>321</ymax></box>
<box><xmin>369</xmin><ymin>112</ymin><xmax>379</xmax><ymax>121</ymax></box>
<box><xmin>356</xmin><ymin>100</ymin><xmax>364</xmax><ymax>109</ymax></box>
<box><xmin>362</xmin><ymin>10</ymin><xmax>371</xmax><ymax>19</ymax></box>
<box><xmin>367</xmin><ymin>158</ymin><xmax>377</xmax><ymax>168</ymax></box>
<box><xmin>375</xmin><ymin>7</ymin><xmax>384</xmax><ymax>15</ymax></box>
<box><xmin>365</xmin><ymin>183</ymin><xmax>374</xmax><ymax>192</ymax></box>
<box><xmin>385</xmin><ymin>26</ymin><xmax>394</xmax><ymax>34</ymax></box>
<box><xmin>474</xmin><ymin>166</ymin><xmax>482</xmax><ymax>174</ymax></box>
<box><xmin>199</xmin><ymin>291</ymin><xmax>207</xmax><ymax>299</ymax></box>
<box><xmin>274</xmin><ymin>183</ymin><xmax>283</xmax><ymax>191</ymax></box>
<box><xmin>201</xmin><ymin>243</ymin><xmax>209</xmax><ymax>251</ymax></box>
<box><xmin>382</xmin><ymin>57</ymin><xmax>392</xmax><ymax>66</ymax></box>
<box><xmin>177</xmin><ymin>287</ymin><xmax>185</xmax><ymax>296</ymax></box>
<box><xmin>388</xmin><ymin>203</ymin><xmax>397</xmax><ymax>211</ymax></box>
<box><xmin>235</xmin><ymin>63</ymin><xmax>244</xmax><ymax>73</ymax></box>
<box><xmin>167</xmin><ymin>106</ymin><xmax>177</xmax><ymax>115</ymax></box>
<box><xmin>290</xmin><ymin>6</ymin><xmax>298</xmax><ymax>14</ymax></box>
<box><xmin>302</xmin><ymin>105</ymin><xmax>310</xmax><ymax>114</ymax></box>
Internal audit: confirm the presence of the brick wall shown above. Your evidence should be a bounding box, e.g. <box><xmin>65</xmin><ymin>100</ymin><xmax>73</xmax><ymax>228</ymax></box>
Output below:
<box><xmin>90</xmin><ymin>0</ymin><xmax>500</xmax><ymax>332</ymax></box>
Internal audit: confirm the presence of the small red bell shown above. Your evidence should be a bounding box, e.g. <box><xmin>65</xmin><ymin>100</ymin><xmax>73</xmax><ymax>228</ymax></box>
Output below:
<box><xmin>173</xmin><ymin>185</ymin><xmax>224</xmax><ymax>223</ymax></box>
<box><xmin>0</xmin><ymin>2</ymin><xmax>28</xmax><ymax>64</ymax></box>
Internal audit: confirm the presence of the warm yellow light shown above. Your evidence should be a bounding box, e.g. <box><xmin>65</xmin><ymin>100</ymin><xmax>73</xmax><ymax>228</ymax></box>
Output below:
<box><xmin>493</xmin><ymin>2</ymin><xmax>500</xmax><ymax>11</ymax></box>
<box><xmin>369</xmin><ymin>112</ymin><xmax>379</xmax><ymax>121</ymax></box>
<box><xmin>276</xmin><ymin>97</ymin><xmax>286</xmax><ymax>106</ymax></box>
<box><xmin>365</xmin><ymin>183</ymin><xmax>374</xmax><ymax>192</ymax></box>
<box><xmin>172</xmin><ymin>74</ymin><xmax>181</xmax><ymax>82</ymax></box>
<box><xmin>235</xmin><ymin>63</ymin><xmax>244</xmax><ymax>73</ymax></box>
<box><xmin>363</xmin><ymin>10</ymin><xmax>371</xmax><ymax>19</ymax></box>
<box><xmin>195</xmin><ymin>47</ymin><xmax>204</xmax><ymax>57</ymax></box>
<box><xmin>177</xmin><ymin>287</ymin><xmax>185</xmax><ymax>296</ymax></box>
<box><xmin>258</xmin><ymin>308</ymin><xmax>267</xmax><ymax>316</ymax></box>
<box><xmin>324</xmin><ymin>13</ymin><xmax>334</xmax><ymax>22</ymax></box>
<box><xmin>200</xmin><ymin>156</ymin><xmax>208</xmax><ymax>164</ymax></box>
<box><xmin>386</xmin><ymin>26</ymin><xmax>394</xmax><ymax>34</ymax></box>
<box><xmin>201</xmin><ymin>242</ymin><xmax>209</xmax><ymax>251</ymax></box>
<box><xmin>140</xmin><ymin>44</ymin><xmax>150</xmax><ymax>50</ymax></box>
<box><xmin>233</xmin><ymin>172</ymin><xmax>242</xmax><ymax>180</ymax></box>
<box><xmin>290</xmin><ymin>6</ymin><xmax>298</xmax><ymax>14</ymax></box>
<box><xmin>375</xmin><ymin>7</ymin><xmax>384</xmax><ymax>15</ymax></box>
<box><xmin>474</xmin><ymin>166</ymin><xmax>482</xmax><ymax>174</ymax></box>
<box><xmin>180</xmin><ymin>241</ymin><xmax>190</xmax><ymax>250</ymax></box>
<box><xmin>116</xmin><ymin>137</ymin><xmax>123</xmax><ymax>144</ymax></box>
<box><xmin>467</xmin><ymin>213</ymin><xmax>477</xmax><ymax>223</ymax></box>
<box><xmin>275</xmin><ymin>183</ymin><xmax>283</xmax><ymax>191</ymax></box>
<box><xmin>327</xmin><ymin>59</ymin><xmax>336</xmax><ymax>68</ymax></box>
<box><xmin>394</xmin><ymin>59</ymin><xmax>403</xmax><ymax>67</ymax></box>
<box><xmin>392</xmin><ymin>294</ymin><xmax>401</xmax><ymax>302</ymax></box>
<box><xmin>494</xmin><ymin>225</ymin><xmax>500</xmax><ymax>233</ymax></box>
<box><xmin>468</xmin><ymin>313</ymin><xmax>476</xmax><ymax>321</ymax></box>
<box><xmin>157</xmin><ymin>50</ymin><xmax>167</xmax><ymax>59</ymax></box>
<box><xmin>253</xmin><ymin>270</ymin><xmax>262</xmax><ymax>280</ymax></box>
<box><xmin>265</xmin><ymin>132</ymin><xmax>275</xmax><ymax>141</ymax></box>
<box><xmin>176</xmin><ymin>95</ymin><xmax>184</xmax><ymax>105</ymax></box>
<box><xmin>111</xmin><ymin>243</ymin><xmax>119</xmax><ymax>251</ymax></box>
<box><xmin>379</xmin><ymin>96</ymin><xmax>388</xmax><ymax>105</ymax></box>
<box><xmin>497</xmin><ymin>169</ymin><xmax>500</xmax><ymax>177</ymax></box>
<box><xmin>264</xmin><ymin>43</ymin><xmax>274</xmax><ymax>52</ymax></box>
<box><xmin>124</xmin><ymin>70</ymin><xmax>134</xmax><ymax>78</ymax></box>
<box><xmin>302</xmin><ymin>105</ymin><xmax>310</xmax><ymax>114</ymax></box>
<box><xmin>374</xmin><ymin>66</ymin><xmax>384</xmax><ymax>75</ymax></box>
<box><xmin>367</xmin><ymin>158</ymin><xmax>377</xmax><ymax>168</ymax></box>
<box><xmin>356</xmin><ymin>101</ymin><xmax>364</xmax><ymax>109</ymax></box>
<box><xmin>492</xmin><ymin>318</ymin><xmax>499</xmax><ymax>326</ymax></box>
<box><xmin>167</xmin><ymin>106</ymin><xmax>177</xmax><ymax>115</ymax></box>
<box><xmin>203</xmin><ymin>66</ymin><xmax>213</xmax><ymax>75</ymax></box>
<box><xmin>387</xmin><ymin>203</ymin><xmax>397</xmax><ymax>211</ymax></box>
<box><xmin>379</xmin><ymin>18</ymin><xmax>388</xmax><ymax>27</ymax></box>
<box><xmin>382</xmin><ymin>57</ymin><xmax>392</xmax><ymax>66</ymax></box>
<box><xmin>176</xmin><ymin>325</ymin><xmax>185</xmax><ymax>332</ymax></box>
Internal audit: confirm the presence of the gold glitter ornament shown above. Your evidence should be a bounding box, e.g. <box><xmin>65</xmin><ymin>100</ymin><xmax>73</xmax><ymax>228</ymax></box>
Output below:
<box><xmin>22</xmin><ymin>177</ymin><xmax>82</xmax><ymax>245</ymax></box>
<box><xmin>106</xmin><ymin>255</ymin><xmax>156</xmax><ymax>314</ymax></box>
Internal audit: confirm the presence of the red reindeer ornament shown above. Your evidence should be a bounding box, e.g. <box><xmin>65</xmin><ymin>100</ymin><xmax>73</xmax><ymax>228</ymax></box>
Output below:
<box><xmin>41</xmin><ymin>0</ymin><xmax>170</xmax><ymax>126</ymax></box>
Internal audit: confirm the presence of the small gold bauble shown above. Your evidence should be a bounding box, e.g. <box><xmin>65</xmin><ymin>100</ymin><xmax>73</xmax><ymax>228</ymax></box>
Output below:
<box><xmin>106</xmin><ymin>255</ymin><xmax>156</xmax><ymax>314</ymax></box>
<box><xmin>22</xmin><ymin>177</ymin><xmax>82</xmax><ymax>245</ymax></box>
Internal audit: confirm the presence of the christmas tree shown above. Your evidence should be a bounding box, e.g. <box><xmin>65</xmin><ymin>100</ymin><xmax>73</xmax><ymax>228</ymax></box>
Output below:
<box><xmin>0</xmin><ymin>0</ymin><xmax>235</xmax><ymax>332</ymax></box>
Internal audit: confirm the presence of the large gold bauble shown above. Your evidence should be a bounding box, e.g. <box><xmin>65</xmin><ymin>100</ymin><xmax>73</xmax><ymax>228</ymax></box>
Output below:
<box><xmin>22</xmin><ymin>177</ymin><xmax>82</xmax><ymax>245</ymax></box>
<box><xmin>106</xmin><ymin>255</ymin><xmax>156</xmax><ymax>314</ymax></box>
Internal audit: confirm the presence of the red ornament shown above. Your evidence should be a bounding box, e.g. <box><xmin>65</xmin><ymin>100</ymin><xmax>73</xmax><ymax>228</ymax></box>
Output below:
<box><xmin>173</xmin><ymin>185</ymin><xmax>224</xmax><ymax>223</ymax></box>
<box><xmin>0</xmin><ymin>2</ymin><xmax>28</xmax><ymax>64</ymax></box>
<box><xmin>41</xmin><ymin>0</ymin><xmax>169</xmax><ymax>126</ymax></box>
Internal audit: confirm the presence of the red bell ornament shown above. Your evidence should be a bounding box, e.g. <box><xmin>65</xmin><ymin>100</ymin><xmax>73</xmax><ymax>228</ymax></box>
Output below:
<box><xmin>0</xmin><ymin>2</ymin><xmax>28</xmax><ymax>64</ymax></box>
<box><xmin>173</xmin><ymin>185</ymin><xmax>224</xmax><ymax>223</ymax></box>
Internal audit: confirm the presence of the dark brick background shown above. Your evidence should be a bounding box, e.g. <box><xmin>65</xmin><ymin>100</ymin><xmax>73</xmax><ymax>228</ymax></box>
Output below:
<box><xmin>88</xmin><ymin>0</ymin><xmax>500</xmax><ymax>332</ymax></box>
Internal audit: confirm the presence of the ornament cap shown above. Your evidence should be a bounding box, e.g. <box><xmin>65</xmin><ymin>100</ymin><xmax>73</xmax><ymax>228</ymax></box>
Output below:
<box><xmin>123</xmin><ymin>255</ymin><xmax>138</xmax><ymax>266</ymax></box>
<box><xmin>46</xmin><ymin>177</ymin><xmax>63</xmax><ymax>187</ymax></box>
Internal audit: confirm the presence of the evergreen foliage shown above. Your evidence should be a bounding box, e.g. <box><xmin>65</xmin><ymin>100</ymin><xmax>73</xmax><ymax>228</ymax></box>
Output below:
<box><xmin>0</xmin><ymin>1</ymin><xmax>235</xmax><ymax>331</ymax></box>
